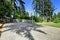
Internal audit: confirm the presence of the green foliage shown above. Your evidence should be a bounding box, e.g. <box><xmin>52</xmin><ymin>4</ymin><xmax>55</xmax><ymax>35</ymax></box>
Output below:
<box><xmin>51</xmin><ymin>13</ymin><xmax>56</xmax><ymax>22</ymax></box>
<box><xmin>0</xmin><ymin>0</ymin><xmax>12</xmax><ymax>18</ymax></box>
<box><xmin>30</xmin><ymin>16</ymin><xmax>39</xmax><ymax>22</ymax></box>
<box><xmin>57</xmin><ymin>12</ymin><xmax>60</xmax><ymax>18</ymax></box>
<box><xmin>32</xmin><ymin>0</ymin><xmax>53</xmax><ymax>22</ymax></box>
<box><xmin>15</xmin><ymin>14</ymin><xmax>20</xmax><ymax>19</ymax></box>
<box><xmin>0</xmin><ymin>0</ymin><xmax>26</xmax><ymax>19</ymax></box>
<box><xmin>30</xmin><ymin>16</ymin><xmax>43</xmax><ymax>22</ymax></box>
<box><xmin>18</xmin><ymin>0</ymin><xmax>26</xmax><ymax>15</ymax></box>
<box><xmin>20</xmin><ymin>15</ymin><xmax>30</xmax><ymax>19</ymax></box>
<box><xmin>39</xmin><ymin>17</ymin><xmax>43</xmax><ymax>22</ymax></box>
<box><xmin>15</xmin><ymin>14</ymin><xmax>30</xmax><ymax>19</ymax></box>
<box><xmin>53</xmin><ymin>18</ymin><xmax>60</xmax><ymax>23</ymax></box>
<box><xmin>52</xmin><ymin>13</ymin><xmax>60</xmax><ymax>23</ymax></box>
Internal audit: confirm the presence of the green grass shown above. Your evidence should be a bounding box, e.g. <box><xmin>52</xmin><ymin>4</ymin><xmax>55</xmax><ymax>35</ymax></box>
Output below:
<box><xmin>36</xmin><ymin>22</ymin><xmax>60</xmax><ymax>28</ymax></box>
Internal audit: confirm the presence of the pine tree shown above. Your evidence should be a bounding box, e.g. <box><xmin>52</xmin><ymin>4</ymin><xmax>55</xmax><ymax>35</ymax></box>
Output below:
<box><xmin>32</xmin><ymin>0</ymin><xmax>53</xmax><ymax>22</ymax></box>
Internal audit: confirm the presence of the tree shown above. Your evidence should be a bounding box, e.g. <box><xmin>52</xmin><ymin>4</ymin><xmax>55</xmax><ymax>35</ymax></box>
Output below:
<box><xmin>11</xmin><ymin>0</ymin><xmax>26</xmax><ymax>18</ymax></box>
<box><xmin>43</xmin><ymin>0</ymin><xmax>52</xmax><ymax>22</ymax></box>
<box><xmin>57</xmin><ymin>12</ymin><xmax>60</xmax><ymax>18</ymax></box>
<box><xmin>0</xmin><ymin>0</ymin><xmax>12</xmax><ymax>18</ymax></box>
<box><xmin>32</xmin><ymin>0</ymin><xmax>54</xmax><ymax>22</ymax></box>
<box><xmin>52</xmin><ymin>13</ymin><xmax>60</xmax><ymax>23</ymax></box>
<box><xmin>32</xmin><ymin>0</ymin><xmax>43</xmax><ymax>17</ymax></box>
<box><xmin>53</xmin><ymin>13</ymin><xmax>57</xmax><ymax>20</ymax></box>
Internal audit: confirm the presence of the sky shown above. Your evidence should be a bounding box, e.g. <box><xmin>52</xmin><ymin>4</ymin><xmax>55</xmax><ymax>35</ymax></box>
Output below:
<box><xmin>17</xmin><ymin>0</ymin><xmax>60</xmax><ymax>14</ymax></box>
<box><xmin>51</xmin><ymin>0</ymin><xmax>60</xmax><ymax>14</ymax></box>
<box><xmin>23</xmin><ymin>0</ymin><xmax>33</xmax><ymax>13</ymax></box>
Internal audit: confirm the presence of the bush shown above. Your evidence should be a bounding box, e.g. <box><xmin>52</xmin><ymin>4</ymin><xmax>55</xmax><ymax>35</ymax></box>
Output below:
<box><xmin>15</xmin><ymin>14</ymin><xmax>30</xmax><ymax>19</ymax></box>
<box><xmin>53</xmin><ymin>18</ymin><xmax>60</xmax><ymax>23</ymax></box>
<box><xmin>30</xmin><ymin>16</ymin><xmax>43</xmax><ymax>22</ymax></box>
<box><xmin>15</xmin><ymin>14</ymin><xmax>43</xmax><ymax>22</ymax></box>
<box><xmin>30</xmin><ymin>16</ymin><xmax>39</xmax><ymax>22</ymax></box>
<box><xmin>23</xmin><ymin>15</ymin><xmax>30</xmax><ymax>19</ymax></box>
<box><xmin>15</xmin><ymin>14</ymin><xmax>20</xmax><ymax>19</ymax></box>
<box><xmin>39</xmin><ymin>17</ymin><xmax>43</xmax><ymax>23</ymax></box>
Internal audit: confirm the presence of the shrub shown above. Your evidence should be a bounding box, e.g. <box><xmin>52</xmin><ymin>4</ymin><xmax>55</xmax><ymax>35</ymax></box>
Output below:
<box><xmin>53</xmin><ymin>18</ymin><xmax>60</xmax><ymax>23</ymax></box>
<box><xmin>30</xmin><ymin>16</ymin><xmax>39</xmax><ymax>22</ymax></box>
<box><xmin>15</xmin><ymin>14</ymin><xmax>30</xmax><ymax>19</ymax></box>
<box><xmin>39</xmin><ymin>17</ymin><xmax>43</xmax><ymax>23</ymax></box>
<box><xmin>15</xmin><ymin>14</ymin><xmax>20</xmax><ymax>19</ymax></box>
<box><xmin>30</xmin><ymin>16</ymin><xmax>43</xmax><ymax>22</ymax></box>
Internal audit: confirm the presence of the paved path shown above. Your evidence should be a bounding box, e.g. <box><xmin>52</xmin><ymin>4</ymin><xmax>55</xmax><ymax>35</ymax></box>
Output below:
<box><xmin>0</xmin><ymin>23</ymin><xmax>60</xmax><ymax>40</ymax></box>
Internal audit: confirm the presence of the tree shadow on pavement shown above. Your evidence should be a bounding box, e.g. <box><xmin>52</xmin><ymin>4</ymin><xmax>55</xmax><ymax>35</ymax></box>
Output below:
<box><xmin>2</xmin><ymin>23</ymin><xmax>47</xmax><ymax>40</ymax></box>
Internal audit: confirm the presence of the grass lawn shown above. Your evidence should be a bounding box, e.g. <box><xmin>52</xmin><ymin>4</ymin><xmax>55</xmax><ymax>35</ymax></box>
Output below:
<box><xmin>36</xmin><ymin>22</ymin><xmax>60</xmax><ymax>28</ymax></box>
